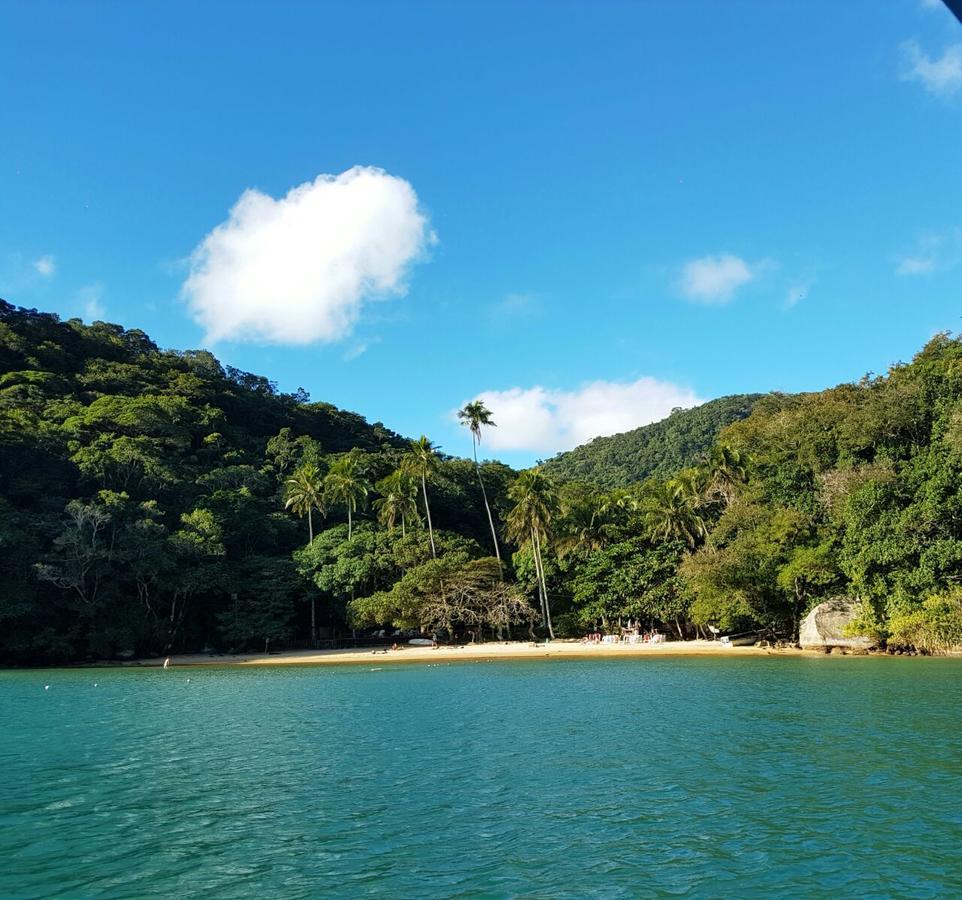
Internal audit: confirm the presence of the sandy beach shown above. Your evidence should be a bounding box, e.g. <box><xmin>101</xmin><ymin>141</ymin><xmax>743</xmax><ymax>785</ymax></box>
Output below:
<box><xmin>118</xmin><ymin>639</ymin><xmax>820</xmax><ymax>669</ymax></box>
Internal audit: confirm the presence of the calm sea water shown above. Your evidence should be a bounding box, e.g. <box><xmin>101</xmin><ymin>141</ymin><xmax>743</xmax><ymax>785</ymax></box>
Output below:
<box><xmin>2</xmin><ymin>657</ymin><xmax>962</xmax><ymax>898</ymax></box>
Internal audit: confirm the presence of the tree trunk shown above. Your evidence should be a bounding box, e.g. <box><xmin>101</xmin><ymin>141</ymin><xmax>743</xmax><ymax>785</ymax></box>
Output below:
<box><xmin>347</xmin><ymin>505</ymin><xmax>352</xmax><ymax>541</ymax></box>
<box><xmin>474</xmin><ymin>437</ymin><xmax>503</xmax><ymax>577</ymax></box>
<box><xmin>422</xmin><ymin>475</ymin><xmax>437</xmax><ymax>558</ymax></box>
<box><xmin>308</xmin><ymin>509</ymin><xmax>314</xmax><ymax>544</ymax></box>
<box><xmin>533</xmin><ymin>529</ymin><xmax>555</xmax><ymax>639</ymax></box>
<box><xmin>311</xmin><ymin>596</ymin><xmax>316</xmax><ymax>643</ymax></box>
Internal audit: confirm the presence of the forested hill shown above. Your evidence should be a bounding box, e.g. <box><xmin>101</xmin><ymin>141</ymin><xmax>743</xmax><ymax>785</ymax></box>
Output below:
<box><xmin>0</xmin><ymin>300</ymin><xmax>405</xmax><ymax>454</ymax></box>
<box><xmin>6</xmin><ymin>298</ymin><xmax>962</xmax><ymax>663</ymax></box>
<box><xmin>541</xmin><ymin>394</ymin><xmax>762</xmax><ymax>487</ymax></box>
<box><xmin>0</xmin><ymin>300</ymin><xmax>424</xmax><ymax>662</ymax></box>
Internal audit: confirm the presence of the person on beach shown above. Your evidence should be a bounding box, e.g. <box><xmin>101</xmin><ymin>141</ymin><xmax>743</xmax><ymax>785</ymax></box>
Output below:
<box><xmin>163</xmin><ymin>656</ymin><xmax>171</xmax><ymax>668</ymax></box>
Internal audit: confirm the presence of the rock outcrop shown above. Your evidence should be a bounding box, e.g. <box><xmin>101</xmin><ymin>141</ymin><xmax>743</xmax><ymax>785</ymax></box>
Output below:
<box><xmin>799</xmin><ymin>598</ymin><xmax>875</xmax><ymax>651</ymax></box>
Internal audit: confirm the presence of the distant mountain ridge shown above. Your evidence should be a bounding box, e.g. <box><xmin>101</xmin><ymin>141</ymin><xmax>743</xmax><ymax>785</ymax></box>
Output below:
<box><xmin>541</xmin><ymin>394</ymin><xmax>764</xmax><ymax>487</ymax></box>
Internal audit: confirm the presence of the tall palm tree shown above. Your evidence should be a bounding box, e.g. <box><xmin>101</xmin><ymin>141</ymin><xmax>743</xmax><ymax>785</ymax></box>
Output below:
<box><xmin>642</xmin><ymin>476</ymin><xmax>707</xmax><ymax>549</ymax></box>
<box><xmin>284</xmin><ymin>462</ymin><xmax>324</xmax><ymax>544</ymax></box>
<box><xmin>458</xmin><ymin>400</ymin><xmax>503</xmax><ymax>576</ymax></box>
<box><xmin>323</xmin><ymin>452</ymin><xmax>370</xmax><ymax>540</ymax></box>
<box><xmin>403</xmin><ymin>436</ymin><xmax>440</xmax><ymax>558</ymax></box>
<box><xmin>505</xmin><ymin>468</ymin><xmax>559</xmax><ymax>638</ymax></box>
<box><xmin>374</xmin><ymin>469</ymin><xmax>420</xmax><ymax>537</ymax></box>
<box><xmin>283</xmin><ymin>462</ymin><xmax>324</xmax><ymax>640</ymax></box>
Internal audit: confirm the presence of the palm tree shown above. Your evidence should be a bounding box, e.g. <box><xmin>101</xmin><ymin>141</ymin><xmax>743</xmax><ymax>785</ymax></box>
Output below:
<box><xmin>704</xmin><ymin>444</ymin><xmax>748</xmax><ymax>503</ymax></box>
<box><xmin>458</xmin><ymin>400</ymin><xmax>503</xmax><ymax>576</ymax></box>
<box><xmin>284</xmin><ymin>462</ymin><xmax>324</xmax><ymax>544</ymax></box>
<box><xmin>374</xmin><ymin>469</ymin><xmax>420</xmax><ymax>537</ymax></box>
<box><xmin>323</xmin><ymin>452</ymin><xmax>370</xmax><ymax>540</ymax></box>
<box><xmin>642</xmin><ymin>476</ymin><xmax>707</xmax><ymax>549</ymax></box>
<box><xmin>505</xmin><ymin>468</ymin><xmax>559</xmax><ymax>638</ymax></box>
<box><xmin>555</xmin><ymin>489</ymin><xmax>607</xmax><ymax>559</ymax></box>
<box><xmin>283</xmin><ymin>462</ymin><xmax>324</xmax><ymax>640</ymax></box>
<box><xmin>403</xmin><ymin>436</ymin><xmax>440</xmax><ymax>558</ymax></box>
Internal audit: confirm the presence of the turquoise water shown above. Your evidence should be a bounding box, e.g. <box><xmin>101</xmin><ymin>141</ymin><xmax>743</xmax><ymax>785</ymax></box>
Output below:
<box><xmin>2</xmin><ymin>658</ymin><xmax>962</xmax><ymax>898</ymax></box>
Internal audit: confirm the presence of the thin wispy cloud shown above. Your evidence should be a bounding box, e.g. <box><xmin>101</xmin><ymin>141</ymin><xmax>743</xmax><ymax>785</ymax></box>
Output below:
<box><xmin>901</xmin><ymin>40</ymin><xmax>962</xmax><ymax>98</ymax></box>
<box><xmin>485</xmin><ymin>292</ymin><xmax>544</xmax><ymax>325</ymax></box>
<box><xmin>896</xmin><ymin>228</ymin><xmax>962</xmax><ymax>275</ymax></box>
<box><xmin>182</xmin><ymin>166</ymin><xmax>434</xmax><ymax>346</ymax></box>
<box><xmin>678</xmin><ymin>253</ymin><xmax>767</xmax><ymax>304</ymax></box>
<box><xmin>76</xmin><ymin>283</ymin><xmax>105</xmax><ymax>320</ymax></box>
<box><xmin>462</xmin><ymin>377</ymin><xmax>702</xmax><ymax>454</ymax></box>
<box><xmin>32</xmin><ymin>256</ymin><xmax>56</xmax><ymax>278</ymax></box>
<box><xmin>783</xmin><ymin>278</ymin><xmax>814</xmax><ymax>310</ymax></box>
<box><xmin>342</xmin><ymin>336</ymin><xmax>382</xmax><ymax>361</ymax></box>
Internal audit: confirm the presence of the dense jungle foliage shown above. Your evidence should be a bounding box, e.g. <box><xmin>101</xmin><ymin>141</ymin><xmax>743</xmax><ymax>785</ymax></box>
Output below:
<box><xmin>541</xmin><ymin>394</ymin><xmax>761</xmax><ymax>487</ymax></box>
<box><xmin>2</xmin><ymin>299</ymin><xmax>962</xmax><ymax>663</ymax></box>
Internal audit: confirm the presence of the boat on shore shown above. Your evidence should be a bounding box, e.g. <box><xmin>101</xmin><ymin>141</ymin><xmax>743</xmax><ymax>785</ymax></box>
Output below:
<box><xmin>720</xmin><ymin>631</ymin><xmax>760</xmax><ymax>647</ymax></box>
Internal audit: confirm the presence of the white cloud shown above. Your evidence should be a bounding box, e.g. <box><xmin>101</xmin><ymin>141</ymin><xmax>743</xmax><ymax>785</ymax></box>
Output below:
<box><xmin>465</xmin><ymin>378</ymin><xmax>703</xmax><ymax>454</ymax></box>
<box><xmin>678</xmin><ymin>253</ymin><xmax>761</xmax><ymax>303</ymax></box>
<box><xmin>901</xmin><ymin>41</ymin><xmax>962</xmax><ymax>98</ymax></box>
<box><xmin>77</xmin><ymin>283</ymin><xmax>105</xmax><ymax>320</ymax></box>
<box><xmin>485</xmin><ymin>292</ymin><xmax>544</xmax><ymax>325</ymax></box>
<box><xmin>33</xmin><ymin>255</ymin><xmax>55</xmax><ymax>277</ymax></box>
<box><xmin>182</xmin><ymin>166</ymin><xmax>433</xmax><ymax>345</ymax></box>
<box><xmin>896</xmin><ymin>229</ymin><xmax>962</xmax><ymax>275</ymax></box>
<box><xmin>784</xmin><ymin>278</ymin><xmax>814</xmax><ymax>310</ymax></box>
<box><xmin>342</xmin><ymin>336</ymin><xmax>381</xmax><ymax>361</ymax></box>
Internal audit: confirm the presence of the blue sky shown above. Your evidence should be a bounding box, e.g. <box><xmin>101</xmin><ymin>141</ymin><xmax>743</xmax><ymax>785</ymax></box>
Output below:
<box><xmin>2</xmin><ymin>0</ymin><xmax>961</xmax><ymax>467</ymax></box>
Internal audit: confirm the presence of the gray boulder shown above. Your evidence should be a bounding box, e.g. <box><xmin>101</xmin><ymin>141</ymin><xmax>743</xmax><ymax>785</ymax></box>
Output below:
<box><xmin>799</xmin><ymin>598</ymin><xmax>875</xmax><ymax>651</ymax></box>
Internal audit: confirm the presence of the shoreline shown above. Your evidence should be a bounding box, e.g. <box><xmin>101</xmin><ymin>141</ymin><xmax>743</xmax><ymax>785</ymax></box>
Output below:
<box><xmin>85</xmin><ymin>640</ymin><xmax>861</xmax><ymax>669</ymax></box>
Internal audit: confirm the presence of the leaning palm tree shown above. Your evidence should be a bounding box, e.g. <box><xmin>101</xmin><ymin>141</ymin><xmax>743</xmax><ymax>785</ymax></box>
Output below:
<box><xmin>374</xmin><ymin>469</ymin><xmax>420</xmax><ymax>537</ymax></box>
<box><xmin>403</xmin><ymin>436</ymin><xmax>440</xmax><ymax>558</ymax></box>
<box><xmin>642</xmin><ymin>476</ymin><xmax>707</xmax><ymax>549</ymax></box>
<box><xmin>323</xmin><ymin>452</ymin><xmax>370</xmax><ymax>540</ymax></box>
<box><xmin>505</xmin><ymin>468</ymin><xmax>560</xmax><ymax>638</ymax></box>
<box><xmin>284</xmin><ymin>462</ymin><xmax>324</xmax><ymax>544</ymax></box>
<box><xmin>458</xmin><ymin>400</ymin><xmax>503</xmax><ymax>576</ymax></box>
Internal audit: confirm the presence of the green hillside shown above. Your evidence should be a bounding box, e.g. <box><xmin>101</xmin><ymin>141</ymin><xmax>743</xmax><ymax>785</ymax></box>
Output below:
<box><xmin>542</xmin><ymin>394</ymin><xmax>763</xmax><ymax>487</ymax></box>
<box><xmin>5</xmin><ymin>297</ymin><xmax>962</xmax><ymax>662</ymax></box>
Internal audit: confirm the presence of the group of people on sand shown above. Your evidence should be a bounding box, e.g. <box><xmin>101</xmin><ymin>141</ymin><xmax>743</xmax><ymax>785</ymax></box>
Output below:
<box><xmin>581</xmin><ymin>627</ymin><xmax>665</xmax><ymax>645</ymax></box>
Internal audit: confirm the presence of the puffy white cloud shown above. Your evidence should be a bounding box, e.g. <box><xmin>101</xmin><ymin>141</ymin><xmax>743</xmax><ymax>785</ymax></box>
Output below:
<box><xmin>182</xmin><ymin>166</ymin><xmax>433</xmax><ymax>345</ymax></box>
<box><xmin>33</xmin><ymin>255</ymin><xmax>55</xmax><ymax>277</ymax></box>
<box><xmin>678</xmin><ymin>253</ymin><xmax>760</xmax><ymax>303</ymax></box>
<box><xmin>896</xmin><ymin>229</ymin><xmax>962</xmax><ymax>275</ymax></box>
<box><xmin>465</xmin><ymin>378</ymin><xmax>703</xmax><ymax>454</ymax></box>
<box><xmin>901</xmin><ymin>41</ymin><xmax>962</xmax><ymax>98</ymax></box>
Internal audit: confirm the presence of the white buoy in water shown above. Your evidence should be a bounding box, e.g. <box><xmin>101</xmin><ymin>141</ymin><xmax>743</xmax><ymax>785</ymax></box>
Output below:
<box><xmin>44</xmin><ymin>685</ymin><xmax>49</xmax><ymax>690</ymax></box>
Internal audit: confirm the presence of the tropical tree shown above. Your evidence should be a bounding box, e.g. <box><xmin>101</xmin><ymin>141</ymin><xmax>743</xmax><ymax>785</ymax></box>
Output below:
<box><xmin>643</xmin><ymin>475</ymin><xmax>707</xmax><ymax>549</ymax></box>
<box><xmin>283</xmin><ymin>462</ymin><xmax>324</xmax><ymax>544</ymax></box>
<box><xmin>323</xmin><ymin>452</ymin><xmax>370</xmax><ymax>541</ymax></box>
<box><xmin>704</xmin><ymin>444</ymin><xmax>748</xmax><ymax>504</ymax></box>
<box><xmin>458</xmin><ymin>400</ymin><xmax>503</xmax><ymax>575</ymax></box>
<box><xmin>505</xmin><ymin>468</ymin><xmax>560</xmax><ymax>638</ymax></box>
<box><xmin>404</xmin><ymin>436</ymin><xmax>440</xmax><ymax>558</ymax></box>
<box><xmin>374</xmin><ymin>469</ymin><xmax>420</xmax><ymax>536</ymax></box>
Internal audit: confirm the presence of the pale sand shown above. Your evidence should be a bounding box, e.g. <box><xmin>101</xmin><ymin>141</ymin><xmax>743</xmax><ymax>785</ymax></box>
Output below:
<box><xmin>124</xmin><ymin>639</ymin><xmax>818</xmax><ymax>669</ymax></box>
